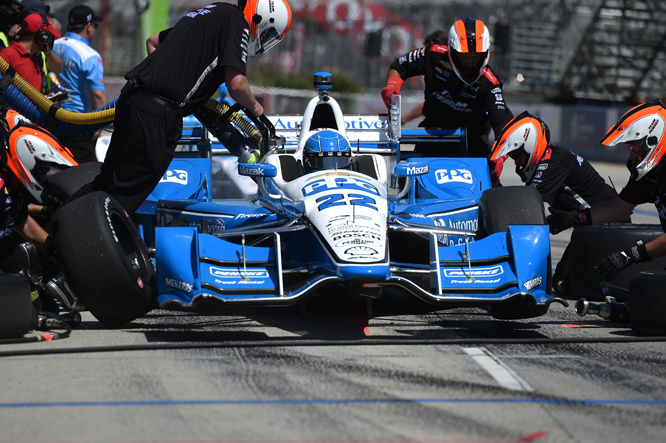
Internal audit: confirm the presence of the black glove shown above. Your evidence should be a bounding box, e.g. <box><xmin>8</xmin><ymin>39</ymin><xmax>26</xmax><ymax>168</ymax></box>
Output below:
<box><xmin>594</xmin><ymin>241</ymin><xmax>652</xmax><ymax>282</ymax></box>
<box><xmin>547</xmin><ymin>207</ymin><xmax>592</xmax><ymax>235</ymax></box>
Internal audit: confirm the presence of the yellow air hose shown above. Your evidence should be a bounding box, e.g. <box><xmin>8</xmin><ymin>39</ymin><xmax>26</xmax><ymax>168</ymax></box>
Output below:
<box><xmin>0</xmin><ymin>56</ymin><xmax>262</xmax><ymax>145</ymax></box>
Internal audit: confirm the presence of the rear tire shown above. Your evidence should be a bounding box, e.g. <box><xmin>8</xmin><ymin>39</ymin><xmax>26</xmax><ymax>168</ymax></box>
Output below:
<box><xmin>629</xmin><ymin>271</ymin><xmax>666</xmax><ymax>336</ymax></box>
<box><xmin>0</xmin><ymin>274</ymin><xmax>35</xmax><ymax>338</ymax></box>
<box><xmin>51</xmin><ymin>192</ymin><xmax>155</xmax><ymax>327</ymax></box>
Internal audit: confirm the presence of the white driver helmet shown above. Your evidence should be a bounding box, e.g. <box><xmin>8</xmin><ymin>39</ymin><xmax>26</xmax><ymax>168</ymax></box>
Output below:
<box><xmin>448</xmin><ymin>16</ymin><xmax>491</xmax><ymax>85</ymax></box>
<box><xmin>241</xmin><ymin>0</ymin><xmax>292</xmax><ymax>56</ymax></box>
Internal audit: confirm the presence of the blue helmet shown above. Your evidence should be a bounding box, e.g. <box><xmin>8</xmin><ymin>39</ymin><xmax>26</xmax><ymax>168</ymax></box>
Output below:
<box><xmin>303</xmin><ymin>130</ymin><xmax>352</xmax><ymax>172</ymax></box>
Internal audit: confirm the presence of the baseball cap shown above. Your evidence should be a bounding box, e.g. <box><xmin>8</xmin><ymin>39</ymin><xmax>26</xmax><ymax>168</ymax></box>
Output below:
<box><xmin>68</xmin><ymin>5</ymin><xmax>103</xmax><ymax>27</ymax></box>
<box><xmin>20</xmin><ymin>0</ymin><xmax>55</xmax><ymax>18</ymax></box>
<box><xmin>21</xmin><ymin>12</ymin><xmax>61</xmax><ymax>38</ymax></box>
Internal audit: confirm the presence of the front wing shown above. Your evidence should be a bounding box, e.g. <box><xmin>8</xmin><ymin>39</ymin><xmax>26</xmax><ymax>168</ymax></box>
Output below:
<box><xmin>154</xmin><ymin>224</ymin><xmax>551</xmax><ymax>309</ymax></box>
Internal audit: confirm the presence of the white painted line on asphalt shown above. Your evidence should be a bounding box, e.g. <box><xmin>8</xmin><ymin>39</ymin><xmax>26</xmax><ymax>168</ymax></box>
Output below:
<box><xmin>463</xmin><ymin>347</ymin><xmax>534</xmax><ymax>392</ymax></box>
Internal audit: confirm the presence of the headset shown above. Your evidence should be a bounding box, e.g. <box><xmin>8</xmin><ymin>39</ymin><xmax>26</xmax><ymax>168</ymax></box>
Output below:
<box><xmin>33</xmin><ymin>13</ymin><xmax>55</xmax><ymax>52</ymax></box>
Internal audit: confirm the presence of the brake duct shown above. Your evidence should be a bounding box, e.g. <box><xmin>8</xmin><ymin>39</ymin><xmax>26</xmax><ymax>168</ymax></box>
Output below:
<box><xmin>0</xmin><ymin>56</ymin><xmax>262</xmax><ymax>146</ymax></box>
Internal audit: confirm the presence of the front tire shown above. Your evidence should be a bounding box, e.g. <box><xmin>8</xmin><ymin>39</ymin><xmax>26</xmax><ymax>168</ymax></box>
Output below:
<box><xmin>51</xmin><ymin>192</ymin><xmax>155</xmax><ymax>327</ymax></box>
<box><xmin>629</xmin><ymin>271</ymin><xmax>666</xmax><ymax>336</ymax></box>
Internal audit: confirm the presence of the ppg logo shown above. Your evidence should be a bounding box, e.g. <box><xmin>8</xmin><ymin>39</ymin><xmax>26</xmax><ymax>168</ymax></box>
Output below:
<box><xmin>161</xmin><ymin>169</ymin><xmax>188</xmax><ymax>185</ymax></box>
<box><xmin>435</xmin><ymin>168</ymin><xmax>473</xmax><ymax>185</ymax></box>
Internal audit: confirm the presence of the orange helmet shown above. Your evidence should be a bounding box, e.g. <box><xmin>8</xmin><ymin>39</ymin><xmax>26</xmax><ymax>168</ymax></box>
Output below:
<box><xmin>447</xmin><ymin>17</ymin><xmax>490</xmax><ymax>85</ymax></box>
<box><xmin>240</xmin><ymin>0</ymin><xmax>292</xmax><ymax>56</ymax></box>
<box><xmin>3</xmin><ymin>110</ymin><xmax>78</xmax><ymax>203</ymax></box>
<box><xmin>600</xmin><ymin>100</ymin><xmax>666</xmax><ymax>181</ymax></box>
<box><xmin>490</xmin><ymin>111</ymin><xmax>551</xmax><ymax>182</ymax></box>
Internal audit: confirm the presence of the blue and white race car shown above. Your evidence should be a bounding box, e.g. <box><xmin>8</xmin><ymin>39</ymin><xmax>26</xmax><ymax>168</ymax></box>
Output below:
<box><xmin>53</xmin><ymin>73</ymin><xmax>562</xmax><ymax>327</ymax></box>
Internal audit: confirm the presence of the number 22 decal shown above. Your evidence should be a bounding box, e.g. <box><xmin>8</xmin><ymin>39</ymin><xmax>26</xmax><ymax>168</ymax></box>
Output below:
<box><xmin>316</xmin><ymin>193</ymin><xmax>377</xmax><ymax>211</ymax></box>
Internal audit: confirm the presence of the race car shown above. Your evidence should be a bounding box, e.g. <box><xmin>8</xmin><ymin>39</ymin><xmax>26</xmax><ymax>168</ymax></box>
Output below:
<box><xmin>51</xmin><ymin>72</ymin><xmax>564</xmax><ymax>327</ymax></box>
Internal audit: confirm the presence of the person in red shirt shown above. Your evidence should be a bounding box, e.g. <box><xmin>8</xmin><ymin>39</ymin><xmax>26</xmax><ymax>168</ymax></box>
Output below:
<box><xmin>0</xmin><ymin>12</ymin><xmax>61</xmax><ymax>91</ymax></box>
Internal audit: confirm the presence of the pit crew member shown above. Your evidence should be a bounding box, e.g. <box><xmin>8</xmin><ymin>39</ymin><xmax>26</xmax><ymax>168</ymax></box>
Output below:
<box><xmin>490</xmin><ymin>111</ymin><xmax>628</xmax><ymax>293</ymax></box>
<box><xmin>548</xmin><ymin>100</ymin><xmax>666</xmax><ymax>281</ymax></box>
<box><xmin>66</xmin><ymin>0</ymin><xmax>292</xmax><ymax>214</ymax></box>
<box><xmin>381</xmin><ymin>16</ymin><xmax>513</xmax><ymax>161</ymax></box>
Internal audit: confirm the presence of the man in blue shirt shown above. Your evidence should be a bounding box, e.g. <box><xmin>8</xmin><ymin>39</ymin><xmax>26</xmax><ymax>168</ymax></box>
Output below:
<box><xmin>52</xmin><ymin>5</ymin><xmax>106</xmax><ymax>163</ymax></box>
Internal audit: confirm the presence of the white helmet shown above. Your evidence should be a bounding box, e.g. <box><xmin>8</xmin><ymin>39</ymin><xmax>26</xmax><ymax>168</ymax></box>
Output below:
<box><xmin>600</xmin><ymin>100</ymin><xmax>666</xmax><ymax>181</ymax></box>
<box><xmin>241</xmin><ymin>0</ymin><xmax>292</xmax><ymax>56</ymax></box>
<box><xmin>448</xmin><ymin>17</ymin><xmax>491</xmax><ymax>85</ymax></box>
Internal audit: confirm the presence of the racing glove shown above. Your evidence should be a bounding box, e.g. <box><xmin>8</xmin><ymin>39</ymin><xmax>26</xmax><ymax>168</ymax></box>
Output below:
<box><xmin>594</xmin><ymin>241</ymin><xmax>652</xmax><ymax>282</ymax></box>
<box><xmin>489</xmin><ymin>154</ymin><xmax>508</xmax><ymax>186</ymax></box>
<box><xmin>381</xmin><ymin>77</ymin><xmax>404</xmax><ymax>108</ymax></box>
<box><xmin>547</xmin><ymin>207</ymin><xmax>592</xmax><ymax>235</ymax></box>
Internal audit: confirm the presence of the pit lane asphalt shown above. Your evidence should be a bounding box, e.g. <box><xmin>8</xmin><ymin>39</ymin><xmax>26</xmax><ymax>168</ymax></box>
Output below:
<box><xmin>1</xmin><ymin>162</ymin><xmax>665</xmax><ymax>443</ymax></box>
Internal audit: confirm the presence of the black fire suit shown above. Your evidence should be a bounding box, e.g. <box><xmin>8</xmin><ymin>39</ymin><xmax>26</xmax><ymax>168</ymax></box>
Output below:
<box><xmin>0</xmin><ymin>168</ymin><xmax>28</xmax><ymax>273</ymax></box>
<box><xmin>619</xmin><ymin>165</ymin><xmax>666</xmax><ymax>231</ymax></box>
<box><xmin>389</xmin><ymin>44</ymin><xmax>513</xmax><ymax>157</ymax></box>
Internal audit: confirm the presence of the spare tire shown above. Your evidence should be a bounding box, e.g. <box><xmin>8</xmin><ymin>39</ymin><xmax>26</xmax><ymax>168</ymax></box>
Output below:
<box><xmin>0</xmin><ymin>274</ymin><xmax>35</xmax><ymax>338</ymax></box>
<box><xmin>47</xmin><ymin>162</ymin><xmax>101</xmax><ymax>203</ymax></box>
<box><xmin>51</xmin><ymin>192</ymin><xmax>155</xmax><ymax>327</ymax></box>
<box><xmin>629</xmin><ymin>271</ymin><xmax>666</xmax><ymax>336</ymax></box>
<box><xmin>567</xmin><ymin>224</ymin><xmax>666</xmax><ymax>301</ymax></box>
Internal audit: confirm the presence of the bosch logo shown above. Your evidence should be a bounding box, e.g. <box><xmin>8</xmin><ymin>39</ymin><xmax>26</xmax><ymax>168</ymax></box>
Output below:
<box><xmin>435</xmin><ymin>168</ymin><xmax>473</xmax><ymax>185</ymax></box>
<box><xmin>210</xmin><ymin>267</ymin><xmax>269</xmax><ymax>278</ymax></box>
<box><xmin>444</xmin><ymin>266</ymin><xmax>503</xmax><ymax>278</ymax></box>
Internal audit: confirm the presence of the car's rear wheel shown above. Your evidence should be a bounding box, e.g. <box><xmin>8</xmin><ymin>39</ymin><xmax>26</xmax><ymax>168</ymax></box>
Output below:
<box><xmin>51</xmin><ymin>192</ymin><xmax>155</xmax><ymax>327</ymax></box>
<box><xmin>629</xmin><ymin>271</ymin><xmax>666</xmax><ymax>336</ymax></box>
<box><xmin>0</xmin><ymin>274</ymin><xmax>35</xmax><ymax>338</ymax></box>
<box><xmin>478</xmin><ymin>186</ymin><xmax>550</xmax><ymax>319</ymax></box>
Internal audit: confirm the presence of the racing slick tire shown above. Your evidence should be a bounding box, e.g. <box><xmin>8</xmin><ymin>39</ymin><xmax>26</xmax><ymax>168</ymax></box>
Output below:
<box><xmin>628</xmin><ymin>271</ymin><xmax>666</xmax><ymax>336</ymax></box>
<box><xmin>478</xmin><ymin>186</ymin><xmax>549</xmax><ymax>320</ymax></box>
<box><xmin>0</xmin><ymin>274</ymin><xmax>36</xmax><ymax>338</ymax></box>
<box><xmin>47</xmin><ymin>162</ymin><xmax>102</xmax><ymax>203</ymax></box>
<box><xmin>566</xmin><ymin>224</ymin><xmax>666</xmax><ymax>301</ymax></box>
<box><xmin>478</xmin><ymin>186</ymin><xmax>547</xmax><ymax>235</ymax></box>
<box><xmin>51</xmin><ymin>192</ymin><xmax>155</xmax><ymax>327</ymax></box>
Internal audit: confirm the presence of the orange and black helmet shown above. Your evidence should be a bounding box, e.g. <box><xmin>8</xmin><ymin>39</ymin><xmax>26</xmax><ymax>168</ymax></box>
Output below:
<box><xmin>600</xmin><ymin>99</ymin><xmax>666</xmax><ymax>181</ymax></box>
<box><xmin>447</xmin><ymin>17</ymin><xmax>490</xmax><ymax>85</ymax></box>
<box><xmin>490</xmin><ymin>111</ymin><xmax>551</xmax><ymax>182</ymax></box>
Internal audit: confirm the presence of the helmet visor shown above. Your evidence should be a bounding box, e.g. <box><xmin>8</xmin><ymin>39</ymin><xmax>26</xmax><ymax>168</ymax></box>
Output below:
<box><xmin>305</xmin><ymin>153</ymin><xmax>352</xmax><ymax>171</ymax></box>
<box><xmin>256</xmin><ymin>26</ymin><xmax>281</xmax><ymax>55</ymax></box>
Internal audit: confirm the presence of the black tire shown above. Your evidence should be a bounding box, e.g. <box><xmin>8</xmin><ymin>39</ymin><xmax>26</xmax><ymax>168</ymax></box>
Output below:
<box><xmin>629</xmin><ymin>271</ymin><xmax>666</xmax><ymax>336</ymax></box>
<box><xmin>0</xmin><ymin>274</ymin><xmax>35</xmax><ymax>338</ymax></box>
<box><xmin>478</xmin><ymin>187</ymin><xmax>550</xmax><ymax>319</ymax></box>
<box><xmin>51</xmin><ymin>192</ymin><xmax>155</xmax><ymax>327</ymax></box>
<box><xmin>479</xmin><ymin>186</ymin><xmax>547</xmax><ymax>235</ymax></box>
<box><xmin>47</xmin><ymin>162</ymin><xmax>102</xmax><ymax>203</ymax></box>
<box><xmin>567</xmin><ymin>224</ymin><xmax>666</xmax><ymax>301</ymax></box>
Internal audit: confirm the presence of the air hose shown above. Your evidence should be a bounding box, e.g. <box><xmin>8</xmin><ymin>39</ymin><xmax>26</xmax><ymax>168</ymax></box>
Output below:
<box><xmin>0</xmin><ymin>56</ymin><xmax>262</xmax><ymax>145</ymax></box>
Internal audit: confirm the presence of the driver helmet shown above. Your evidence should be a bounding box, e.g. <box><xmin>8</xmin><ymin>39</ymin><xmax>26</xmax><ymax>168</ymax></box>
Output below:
<box><xmin>240</xmin><ymin>0</ymin><xmax>292</xmax><ymax>56</ymax></box>
<box><xmin>600</xmin><ymin>99</ymin><xmax>666</xmax><ymax>181</ymax></box>
<box><xmin>490</xmin><ymin>111</ymin><xmax>551</xmax><ymax>183</ymax></box>
<box><xmin>447</xmin><ymin>17</ymin><xmax>490</xmax><ymax>85</ymax></box>
<box><xmin>303</xmin><ymin>130</ymin><xmax>353</xmax><ymax>172</ymax></box>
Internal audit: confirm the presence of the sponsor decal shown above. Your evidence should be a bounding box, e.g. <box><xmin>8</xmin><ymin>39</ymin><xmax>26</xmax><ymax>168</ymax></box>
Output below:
<box><xmin>451</xmin><ymin>278</ymin><xmax>502</xmax><ymax>284</ymax></box>
<box><xmin>534</xmin><ymin>171</ymin><xmax>542</xmax><ymax>179</ymax></box>
<box><xmin>435</xmin><ymin>168</ymin><xmax>473</xmax><ymax>185</ymax></box>
<box><xmin>161</xmin><ymin>169</ymin><xmax>188</xmax><ymax>185</ymax></box>
<box><xmin>344</xmin><ymin>246</ymin><xmax>378</xmax><ymax>256</ymax></box>
<box><xmin>137</xmin><ymin>278</ymin><xmax>144</xmax><ymax>289</ymax></box>
<box><xmin>444</xmin><ymin>265</ymin><xmax>503</xmax><ymax>278</ymax></box>
<box><xmin>576</xmin><ymin>154</ymin><xmax>584</xmax><ymax>166</ymax></box>
<box><xmin>165</xmin><ymin>277</ymin><xmax>193</xmax><ymax>293</ymax></box>
<box><xmin>345</xmin><ymin>117</ymin><xmax>387</xmax><ymax>130</ymax></box>
<box><xmin>537</xmin><ymin>163</ymin><xmax>548</xmax><ymax>171</ymax></box>
<box><xmin>235</xmin><ymin>213</ymin><xmax>267</xmax><ymax>220</ymax></box>
<box><xmin>210</xmin><ymin>267</ymin><xmax>269</xmax><ymax>278</ymax></box>
<box><xmin>430</xmin><ymin>90</ymin><xmax>472</xmax><ymax>113</ymax></box>
<box><xmin>104</xmin><ymin>197</ymin><xmax>119</xmax><ymax>243</ymax></box>
<box><xmin>214</xmin><ymin>279</ymin><xmax>266</xmax><ymax>285</ymax></box>
<box><xmin>524</xmin><ymin>276</ymin><xmax>543</xmax><ymax>291</ymax></box>
<box><xmin>238</xmin><ymin>165</ymin><xmax>267</xmax><ymax>176</ymax></box>
<box><xmin>406</xmin><ymin>165</ymin><xmax>428</xmax><ymax>175</ymax></box>
<box><xmin>185</xmin><ymin>5</ymin><xmax>216</xmax><ymax>18</ymax></box>
<box><xmin>302</xmin><ymin>177</ymin><xmax>380</xmax><ymax>197</ymax></box>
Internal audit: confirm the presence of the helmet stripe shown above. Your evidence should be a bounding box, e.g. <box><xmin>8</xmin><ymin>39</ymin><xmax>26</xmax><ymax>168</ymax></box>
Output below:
<box><xmin>454</xmin><ymin>20</ymin><xmax>468</xmax><ymax>53</ymax></box>
<box><xmin>475</xmin><ymin>19</ymin><xmax>485</xmax><ymax>52</ymax></box>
